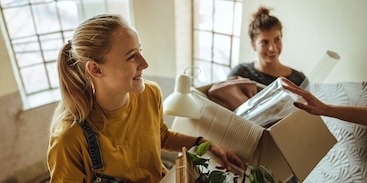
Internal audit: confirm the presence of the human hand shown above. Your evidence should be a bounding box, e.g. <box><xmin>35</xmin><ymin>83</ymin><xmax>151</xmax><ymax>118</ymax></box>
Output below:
<box><xmin>209</xmin><ymin>142</ymin><xmax>244</xmax><ymax>171</ymax></box>
<box><xmin>281</xmin><ymin>77</ymin><xmax>330</xmax><ymax>116</ymax></box>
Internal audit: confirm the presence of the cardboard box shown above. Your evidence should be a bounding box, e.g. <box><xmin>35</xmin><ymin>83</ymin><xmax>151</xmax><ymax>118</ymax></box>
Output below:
<box><xmin>170</xmin><ymin>85</ymin><xmax>337</xmax><ymax>182</ymax></box>
<box><xmin>175</xmin><ymin>147</ymin><xmax>199</xmax><ymax>183</ymax></box>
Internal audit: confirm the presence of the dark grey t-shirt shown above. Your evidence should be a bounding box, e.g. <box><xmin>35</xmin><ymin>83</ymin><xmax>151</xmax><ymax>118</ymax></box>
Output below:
<box><xmin>228</xmin><ymin>62</ymin><xmax>306</xmax><ymax>86</ymax></box>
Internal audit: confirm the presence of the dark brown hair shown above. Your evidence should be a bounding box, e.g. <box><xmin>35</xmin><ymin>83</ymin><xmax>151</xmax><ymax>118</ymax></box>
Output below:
<box><xmin>248</xmin><ymin>6</ymin><xmax>283</xmax><ymax>42</ymax></box>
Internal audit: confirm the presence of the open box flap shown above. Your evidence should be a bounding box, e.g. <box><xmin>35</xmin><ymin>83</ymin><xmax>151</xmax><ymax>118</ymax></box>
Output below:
<box><xmin>251</xmin><ymin>131</ymin><xmax>294</xmax><ymax>182</ymax></box>
<box><xmin>268</xmin><ymin>109</ymin><xmax>337</xmax><ymax>182</ymax></box>
<box><xmin>171</xmin><ymin>91</ymin><xmax>264</xmax><ymax>162</ymax></box>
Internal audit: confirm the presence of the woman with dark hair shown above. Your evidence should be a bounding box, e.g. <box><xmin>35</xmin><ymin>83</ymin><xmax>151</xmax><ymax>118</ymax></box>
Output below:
<box><xmin>228</xmin><ymin>6</ymin><xmax>307</xmax><ymax>87</ymax></box>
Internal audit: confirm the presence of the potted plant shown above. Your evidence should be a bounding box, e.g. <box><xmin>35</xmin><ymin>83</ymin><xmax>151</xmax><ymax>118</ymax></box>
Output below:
<box><xmin>186</xmin><ymin>141</ymin><xmax>283</xmax><ymax>183</ymax></box>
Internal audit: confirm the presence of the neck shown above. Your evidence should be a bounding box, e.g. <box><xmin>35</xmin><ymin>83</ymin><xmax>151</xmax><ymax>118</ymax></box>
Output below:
<box><xmin>254</xmin><ymin>61</ymin><xmax>290</xmax><ymax>77</ymax></box>
<box><xmin>96</xmin><ymin>92</ymin><xmax>129</xmax><ymax>111</ymax></box>
<box><xmin>254</xmin><ymin>60</ymin><xmax>279</xmax><ymax>72</ymax></box>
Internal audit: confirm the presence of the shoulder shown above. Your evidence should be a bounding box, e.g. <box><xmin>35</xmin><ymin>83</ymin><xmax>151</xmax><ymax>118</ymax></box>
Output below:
<box><xmin>228</xmin><ymin>62</ymin><xmax>254</xmax><ymax>78</ymax></box>
<box><xmin>134</xmin><ymin>80</ymin><xmax>163</xmax><ymax>104</ymax></box>
<box><xmin>144</xmin><ymin>79</ymin><xmax>160</xmax><ymax>90</ymax></box>
<box><xmin>233</xmin><ymin>62</ymin><xmax>253</xmax><ymax>69</ymax></box>
<box><xmin>48</xmin><ymin>122</ymin><xmax>89</xmax><ymax>181</ymax></box>
<box><xmin>49</xmin><ymin>122</ymin><xmax>86</xmax><ymax>152</ymax></box>
<box><xmin>290</xmin><ymin>68</ymin><xmax>306</xmax><ymax>78</ymax></box>
<box><xmin>289</xmin><ymin>69</ymin><xmax>307</xmax><ymax>86</ymax></box>
<box><xmin>144</xmin><ymin>80</ymin><xmax>162</xmax><ymax>96</ymax></box>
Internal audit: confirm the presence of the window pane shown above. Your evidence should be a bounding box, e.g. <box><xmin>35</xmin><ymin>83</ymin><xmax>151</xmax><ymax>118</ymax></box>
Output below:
<box><xmin>63</xmin><ymin>30</ymin><xmax>74</xmax><ymax>42</ymax></box>
<box><xmin>193</xmin><ymin>0</ymin><xmax>213</xmax><ymax>31</ymax></box>
<box><xmin>21</xmin><ymin>64</ymin><xmax>49</xmax><ymax>93</ymax></box>
<box><xmin>30</xmin><ymin>0</ymin><xmax>54</xmax><ymax>3</ymax></box>
<box><xmin>32</xmin><ymin>2</ymin><xmax>61</xmax><ymax>34</ymax></box>
<box><xmin>193</xmin><ymin>62</ymin><xmax>230</xmax><ymax>84</ymax></box>
<box><xmin>193</xmin><ymin>60</ymin><xmax>212</xmax><ymax>86</ymax></box>
<box><xmin>2</xmin><ymin>0</ymin><xmax>133</xmax><ymax>108</ymax></box>
<box><xmin>46</xmin><ymin>62</ymin><xmax>59</xmax><ymax>88</ymax></box>
<box><xmin>3</xmin><ymin>6</ymin><xmax>36</xmax><ymax>38</ymax></box>
<box><xmin>213</xmin><ymin>34</ymin><xmax>231</xmax><ymax>65</ymax></box>
<box><xmin>1</xmin><ymin>0</ymin><xmax>28</xmax><ymax>7</ymax></box>
<box><xmin>57</xmin><ymin>1</ymin><xmax>81</xmax><ymax>30</ymax></box>
<box><xmin>213</xmin><ymin>64</ymin><xmax>230</xmax><ymax>82</ymax></box>
<box><xmin>193</xmin><ymin>0</ymin><xmax>242</xmax><ymax>85</ymax></box>
<box><xmin>214</xmin><ymin>0</ymin><xmax>233</xmax><ymax>35</ymax></box>
<box><xmin>194</xmin><ymin>30</ymin><xmax>212</xmax><ymax>61</ymax></box>
<box><xmin>83</xmin><ymin>0</ymin><xmax>108</xmax><ymax>17</ymax></box>
<box><xmin>40</xmin><ymin>33</ymin><xmax>63</xmax><ymax>62</ymax></box>
<box><xmin>13</xmin><ymin>37</ymin><xmax>43</xmax><ymax>67</ymax></box>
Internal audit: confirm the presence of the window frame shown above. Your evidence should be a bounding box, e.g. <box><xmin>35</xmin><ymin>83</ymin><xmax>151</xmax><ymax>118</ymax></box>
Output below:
<box><xmin>192</xmin><ymin>0</ymin><xmax>243</xmax><ymax>87</ymax></box>
<box><xmin>0</xmin><ymin>0</ymin><xmax>132</xmax><ymax>110</ymax></box>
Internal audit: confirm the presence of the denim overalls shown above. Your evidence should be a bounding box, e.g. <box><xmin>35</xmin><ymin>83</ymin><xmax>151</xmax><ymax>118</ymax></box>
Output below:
<box><xmin>79</xmin><ymin>121</ymin><xmax>130</xmax><ymax>183</ymax></box>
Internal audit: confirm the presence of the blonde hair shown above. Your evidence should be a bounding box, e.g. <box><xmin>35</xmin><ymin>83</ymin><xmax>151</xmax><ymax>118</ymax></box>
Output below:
<box><xmin>50</xmin><ymin>14</ymin><xmax>130</xmax><ymax>134</ymax></box>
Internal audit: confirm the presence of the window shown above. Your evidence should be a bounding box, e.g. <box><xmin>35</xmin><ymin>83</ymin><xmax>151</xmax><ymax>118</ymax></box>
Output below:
<box><xmin>0</xmin><ymin>0</ymin><xmax>132</xmax><ymax>110</ymax></box>
<box><xmin>192</xmin><ymin>0</ymin><xmax>243</xmax><ymax>86</ymax></box>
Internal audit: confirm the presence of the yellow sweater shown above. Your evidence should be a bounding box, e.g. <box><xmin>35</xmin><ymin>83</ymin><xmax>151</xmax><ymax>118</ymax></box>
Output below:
<box><xmin>48</xmin><ymin>80</ymin><xmax>177</xmax><ymax>183</ymax></box>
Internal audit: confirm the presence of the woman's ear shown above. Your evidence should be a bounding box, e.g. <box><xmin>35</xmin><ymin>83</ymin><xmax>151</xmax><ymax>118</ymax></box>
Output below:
<box><xmin>86</xmin><ymin>61</ymin><xmax>103</xmax><ymax>77</ymax></box>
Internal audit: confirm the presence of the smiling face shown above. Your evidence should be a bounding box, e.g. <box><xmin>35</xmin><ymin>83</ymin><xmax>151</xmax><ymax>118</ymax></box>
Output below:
<box><xmin>251</xmin><ymin>28</ymin><xmax>282</xmax><ymax>65</ymax></box>
<box><xmin>95</xmin><ymin>26</ymin><xmax>149</xmax><ymax>96</ymax></box>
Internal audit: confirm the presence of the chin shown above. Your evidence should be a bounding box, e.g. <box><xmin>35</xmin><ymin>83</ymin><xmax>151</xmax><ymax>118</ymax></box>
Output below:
<box><xmin>134</xmin><ymin>83</ymin><xmax>146</xmax><ymax>93</ymax></box>
<box><xmin>264</xmin><ymin>57</ymin><xmax>278</xmax><ymax>63</ymax></box>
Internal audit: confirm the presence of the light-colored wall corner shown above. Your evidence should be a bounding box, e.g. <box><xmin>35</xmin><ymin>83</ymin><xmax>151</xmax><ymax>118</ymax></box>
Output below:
<box><xmin>1</xmin><ymin>160</ymin><xmax>49</xmax><ymax>183</ymax></box>
<box><xmin>174</xmin><ymin>0</ymin><xmax>192</xmax><ymax>75</ymax></box>
<box><xmin>0</xmin><ymin>19</ymin><xmax>18</xmax><ymax>97</ymax></box>
<box><xmin>0</xmin><ymin>92</ymin><xmax>57</xmax><ymax>183</ymax></box>
<box><xmin>240</xmin><ymin>0</ymin><xmax>367</xmax><ymax>83</ymax></box>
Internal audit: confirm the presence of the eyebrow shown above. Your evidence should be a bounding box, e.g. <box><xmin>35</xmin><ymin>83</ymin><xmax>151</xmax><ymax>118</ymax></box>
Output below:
<box><xmin>124</xmin><ymin>44</ymin><xmax>142</xmax><ymax>57</ymax></box>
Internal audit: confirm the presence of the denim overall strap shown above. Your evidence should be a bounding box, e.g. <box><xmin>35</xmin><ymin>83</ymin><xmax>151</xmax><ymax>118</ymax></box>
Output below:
<box><xmin>93</xmin><ymin>173</ymin><xmax>130</xmax><ymax>183</ymax></box>
<box><xmin>79</xmin><ymin>121</ymin><xmax>104</xmax><ymax>171</ymax></box>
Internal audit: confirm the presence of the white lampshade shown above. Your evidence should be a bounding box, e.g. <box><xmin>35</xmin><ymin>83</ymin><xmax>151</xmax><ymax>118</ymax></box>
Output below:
<box><xmin>163</xmin><ymin>74</ymin><xmax>201</xmax><ymax>119</ymax></box>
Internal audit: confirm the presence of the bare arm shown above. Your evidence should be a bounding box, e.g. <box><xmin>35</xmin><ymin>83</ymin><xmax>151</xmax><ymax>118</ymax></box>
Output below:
<box><xmin>281</xmin><ymin>77</ymin><xmax>367</xmax><ymax>125</ymax></box>
<box><xmin>322</xmin><ymin>105</ymin><xmax>367</xmax><ymax>125</ymax></box>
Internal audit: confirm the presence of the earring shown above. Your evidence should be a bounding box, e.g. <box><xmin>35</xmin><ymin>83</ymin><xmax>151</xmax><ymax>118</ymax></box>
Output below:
<box><xmin>91</xmin><ymin>82</ymin><xmax>96</xmax><ymax>94</ymax></box>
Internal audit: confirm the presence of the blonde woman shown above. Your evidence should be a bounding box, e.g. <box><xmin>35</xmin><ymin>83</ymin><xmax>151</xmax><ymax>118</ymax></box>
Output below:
<box><xmin>47</xmin><ymin>14</ymin><xmax>244</xmax><ymax>183</ymax></box>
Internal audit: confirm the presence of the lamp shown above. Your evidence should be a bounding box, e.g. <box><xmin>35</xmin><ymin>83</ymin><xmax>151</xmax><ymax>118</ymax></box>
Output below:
<box><xmin>163</xmin><ymin>73</ymin><xmax>201</xmax><ymax>119</ymax></box>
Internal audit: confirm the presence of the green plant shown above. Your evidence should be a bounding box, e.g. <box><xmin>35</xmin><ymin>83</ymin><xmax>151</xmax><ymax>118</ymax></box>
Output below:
<box><xmin>243</xmin><ymin>163</ymin><xmax>283</xmax><ymax>183</ymax></box>
<box><xmin>186</xmin><ymin>141</ymin><xmax>230</xmax><ymax>183</ymax></box>
<box><xmin>187</xmin><ymin>141</ymin><xmax>283</xmax><ymax>183</ymax></box>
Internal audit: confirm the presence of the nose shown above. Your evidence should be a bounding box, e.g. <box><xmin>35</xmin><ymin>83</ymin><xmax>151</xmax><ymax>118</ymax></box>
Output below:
<box><xmin>268</xmin><ymin>41</ymin><xmax>277</xmax><ymax>51</ymax></box>
<box><xmin>138</xmin><ymin>54</ymin><xmax>149</xmax><ymax>70</ymax></box>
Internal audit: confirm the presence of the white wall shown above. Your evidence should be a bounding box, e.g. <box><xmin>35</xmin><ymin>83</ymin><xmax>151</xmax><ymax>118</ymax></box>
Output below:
<box><xmin>0</xmin><ymin>15</ymin><xmax>18</xmax><ymax>97</ymax></box>
<box><xmin>240</xmin><ymin>0</ymin><xmax>367</xmax><ymax>83</ymax></box>
<box><xmin>132</xmin><ymin>0</ymin><xmax>178</xmax><ymax>78</ymax></box>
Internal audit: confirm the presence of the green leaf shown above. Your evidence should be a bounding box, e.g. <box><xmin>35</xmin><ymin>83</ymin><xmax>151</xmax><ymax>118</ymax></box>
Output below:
<box><xmin>195</xmin><ymin>174</ymin><xmax>210</xmax><ymax>183</ymax></box>
<box><xmin>208</xmin><ymin>170</ymin><xmax>228</xmax><ymax>183</ymax></box>
<box><xmin>261</xmin><ymin>165</ymin><xmax>275</xmax><ymax>183</ymax></box>
<box><xmin>250</xmin><ymin>166</ymin><xmax>264</xmax><ymax>183</ymax></box>
<box><xmin>186</xmin><ymin>152</ymin><xmax>210</xmax><ymax>167</ymax></box>
<box><xmin>247</xmin><ymin>174</ymin><xmax>256</xmax><ymax>183</ymax></box>
<box><xmin>196</xmin><ymin>141</ymin><xmax>211</xmax><ymax>156</ymax></box>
